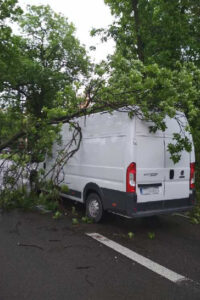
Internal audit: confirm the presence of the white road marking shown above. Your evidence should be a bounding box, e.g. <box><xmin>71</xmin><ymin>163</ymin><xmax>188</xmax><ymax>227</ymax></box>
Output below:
<box><xmin>86</xmin><ymin>232</ymin><xmax>188</xmax><ymax>284</ymax></box>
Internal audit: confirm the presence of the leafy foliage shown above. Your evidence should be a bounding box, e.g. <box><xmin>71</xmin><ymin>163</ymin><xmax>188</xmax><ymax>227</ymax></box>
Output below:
<box><xmin>128</xmin><ymin>232</ymin><xmax>135</xmax><ymax>239</ymax></box>
<box><xmin>72</xmin><ymin>218</ymin><xmax>79</xmax><ymax>225</ymax></box>
<box><xmin>1</xmin><ymin>5</ymin><xmax>89</xmax><ymax>117</ymax></box>
<box><xmin>102</xmin><ymin>0</ymin><xmax>200</xmax><ymax>68</ymax></box>
<box><xmin>99</xmin><ymin>0</ymin><xmax>200</xmax><ymax>197</ymax></box>
<box><xmin>148</xmin><ymin>232</ymin><xmax>155</xmax><ymax>240</ymax></box>
<box><xmin>0</xmin><ymin>3</ymin><xmax>90</xmax><ymax>209</ymax></box>
<box><xmin>53</xmin><ymin>211</ymin><xmax>62</xmax><ymax>220</ymax></box>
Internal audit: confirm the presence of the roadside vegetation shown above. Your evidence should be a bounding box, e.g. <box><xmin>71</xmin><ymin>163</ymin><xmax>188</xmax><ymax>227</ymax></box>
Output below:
<box><xmin>0</xmin><ymin>0</ymin><xmax>200</xmax><ymax>221</ymax></box>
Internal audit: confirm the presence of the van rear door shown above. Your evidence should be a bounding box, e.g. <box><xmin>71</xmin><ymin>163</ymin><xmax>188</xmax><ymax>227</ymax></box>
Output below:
<box><xmin>164</xmin><ymin>116</ymin><xmax>190</xmax><ymax>200</ymax></box>
<box><xmin>135</xmin><ymin>115</ymin><xmax>191</xmax><ymax>204</ymax></box>
<box><xmin>136</xmin><ymin>118</ymin><xmax>165</xmax><ymax>203</ymax></box>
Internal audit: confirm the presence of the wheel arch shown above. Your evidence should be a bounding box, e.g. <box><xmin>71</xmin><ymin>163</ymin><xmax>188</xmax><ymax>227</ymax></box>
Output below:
<box><xmin>83</xmin><ymin>183</ymin><xmax>104</xmax><ymax>207</ymax></box>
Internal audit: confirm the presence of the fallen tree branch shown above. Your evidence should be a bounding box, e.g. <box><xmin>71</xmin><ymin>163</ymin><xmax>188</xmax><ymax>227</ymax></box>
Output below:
<box><xmin>0</xmin><ymin>93</ymin><xmax>139</xmax><ymax>152</ymax></box>
<box><xmin>0</xmin><ymin>131</ymin><xmax>25</xmax><ymax>152</ymax></box>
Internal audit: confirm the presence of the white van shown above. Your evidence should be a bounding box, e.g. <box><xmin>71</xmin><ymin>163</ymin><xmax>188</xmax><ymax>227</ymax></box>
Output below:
<box><xmin>45</xmin><ymin>109</ymin><xmax>195</xmax><ymax>222</ymax></box>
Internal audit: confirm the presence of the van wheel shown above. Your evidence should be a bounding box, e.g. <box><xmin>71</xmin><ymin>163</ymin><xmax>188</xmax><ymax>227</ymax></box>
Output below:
<box><xmin>86</xmin><ymin>193</ymin><xmax>103</xmax><ymax>223</ymax></box>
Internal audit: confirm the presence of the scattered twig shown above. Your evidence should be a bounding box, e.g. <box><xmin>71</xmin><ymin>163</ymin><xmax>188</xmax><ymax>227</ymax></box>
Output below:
<box><xmin>17</xmin><ymin>242</ymin><xmax>44</xmax><ymax>250</ymax></box>
<box><xmin>64</xmin><ymin>244</ymin><xmax>91</xmax><ymax>249</ymax></box>
<box><xmin>49</xmin><ymin>239</ymin><xmax>61</xmax><ymax>242</ymax></box>
<box><xmin>173</xmin><ymin>213</ymin><xmax>190</xmax><ymax>219</ymax></box>
<box><xmin>76</xmin><ymin>266</ymin><xmax>94</xmax><ymax>270</ymax></box>
<box><xmin>85</xmin><ymin>275</ymin><xmax>94</xmax><ymax>287</ymax></box>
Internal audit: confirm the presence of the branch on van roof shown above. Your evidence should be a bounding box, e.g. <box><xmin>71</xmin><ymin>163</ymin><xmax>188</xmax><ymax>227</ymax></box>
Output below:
<box><xmin>0</xmin><ymin>98</ymin><xmax>141</xmax><ymax>152</ymax></box>
<box><xmin>50</xmin><ymin>101</ymin><xmax>143</xmax><ymax>125</ymax></box>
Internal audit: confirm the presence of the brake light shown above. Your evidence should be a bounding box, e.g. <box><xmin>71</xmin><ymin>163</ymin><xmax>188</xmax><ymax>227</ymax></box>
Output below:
<box><xmin>126</xmin><ymin>163</ymin><xmax>136</xmax><ymax>193</ymax></box>
<box><xmin>190</xmin><ymin>162</ymin><xmax>195</xmax><ymax>189</ymax></box>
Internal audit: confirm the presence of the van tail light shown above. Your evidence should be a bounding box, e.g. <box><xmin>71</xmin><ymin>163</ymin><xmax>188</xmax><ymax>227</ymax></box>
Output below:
<box><xmin>190</xmin><ymin>162</ymin><xmax>195</xmax><ymax>189</ymax></box>
<box><xmin>126</xmin><ymin>163</ymin><xmax>136</xmax><ymax>193</ymax></box>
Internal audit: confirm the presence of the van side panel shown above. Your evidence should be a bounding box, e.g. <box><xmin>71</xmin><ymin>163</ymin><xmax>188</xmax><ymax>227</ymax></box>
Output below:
<box><xmin>62</xmin><ymin>112</ymin><xmax>135</xmax><ymax>201</ymax></box>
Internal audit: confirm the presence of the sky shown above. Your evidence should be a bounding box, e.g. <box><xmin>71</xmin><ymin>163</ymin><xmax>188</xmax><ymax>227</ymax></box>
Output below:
<box><xmin>18</xmin><ymin>0</ymin><xmax>115</xmax><ymax>63</ymax></box>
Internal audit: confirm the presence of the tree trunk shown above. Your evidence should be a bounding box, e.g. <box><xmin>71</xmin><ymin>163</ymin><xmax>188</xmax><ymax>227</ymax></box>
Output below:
<box><xmin>132</xmin><ymin>0</ymin><xmax>144</xmax><ymax>62</ymax></box>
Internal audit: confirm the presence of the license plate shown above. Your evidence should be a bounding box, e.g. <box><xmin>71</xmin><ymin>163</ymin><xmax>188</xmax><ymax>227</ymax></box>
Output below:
<box><xmin>140</xmin><ymin>186</ymin><xmax>159</xmax><ymax>195</ymax></box>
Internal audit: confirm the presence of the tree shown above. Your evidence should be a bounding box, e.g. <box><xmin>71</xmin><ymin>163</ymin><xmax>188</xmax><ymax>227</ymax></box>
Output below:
<box><xmin>0</xmin><ymin>4</ymin><xmax>91</xmax><ymax>208</ymax></box>
<box><xmin>0</xmin><ymin>4</ymin><xmax>90</xmax><ymax>148</ymax></box>
<box><xmin>1</xmin><ymin>5</ymin><xmax>90</xmax><ymax>117</ymax></box>
<box><xmin>92</xmin><ymin>0</ymin><xmax>200</xmax><ymax>189</ymax></box>
<box><xmin>0</xmin><ymin>0</ymin><xmax>22</xmax><ymax>88</ymax></box>
<box><xmin>103</xmin><ymin>0</ymin><xmax>200</xmax><ymax>68</ymax></box>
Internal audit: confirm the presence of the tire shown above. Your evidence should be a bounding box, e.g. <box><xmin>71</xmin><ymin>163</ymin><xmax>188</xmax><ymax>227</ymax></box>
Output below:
<box><xmin>86</xmin><ymin>193</ymin><xmax>104</xmax><ymax>223</ymax></box>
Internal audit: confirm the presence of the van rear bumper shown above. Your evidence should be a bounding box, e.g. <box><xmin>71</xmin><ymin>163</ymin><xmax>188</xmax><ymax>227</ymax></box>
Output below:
<box><xmin>101</xmin><ymin>187</ymin><xmax>195</xmax><ymax>218</ymax></box>
<box><xmin>129</xmin><ymin>191</ymin><xmax>195</xmax><ymax>218</ymax></box>
<box><xmin>129</xmin><ymin>205</ymin><xmax>194</xmax><ymax>218</ymax></box>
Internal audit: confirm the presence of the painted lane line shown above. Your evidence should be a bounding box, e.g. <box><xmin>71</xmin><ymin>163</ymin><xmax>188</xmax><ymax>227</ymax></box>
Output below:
<box><xmin>86</xmin><ymin>233</ymin><xmax>188</xmax><ymax>284</ymax></box>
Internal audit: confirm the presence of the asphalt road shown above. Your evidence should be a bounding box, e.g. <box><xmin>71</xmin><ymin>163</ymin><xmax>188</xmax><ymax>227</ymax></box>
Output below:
<box><xmin>0</xmin><ymin>203</ymin><xmax>200</xmax><ymax>300</ymax></box>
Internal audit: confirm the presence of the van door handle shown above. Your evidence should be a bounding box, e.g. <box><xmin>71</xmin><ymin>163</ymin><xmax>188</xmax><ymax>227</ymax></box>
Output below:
<box><xmin>169</xmin><ymin>169</ymin><xmax>174</xmax><ymax>180</ymax></box>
